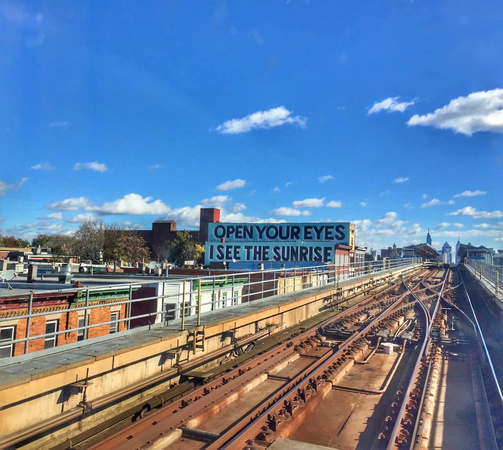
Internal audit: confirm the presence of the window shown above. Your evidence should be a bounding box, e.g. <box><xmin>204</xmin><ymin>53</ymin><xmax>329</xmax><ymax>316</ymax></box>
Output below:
<box><xmin>77</xmin><ymin>316</ymin><xmax>88</xmax><ymax>341</ymax></box>
<box><xmin>45</xmin><ymin>321</ymin><xmax>58</xmax><ymax>349</ymax></box>
<box><xmin>109</xmin><ymin>312</ymin><xmax>119</xmax><ymax>334</ymax></box>
<box><xmin>0</xmin><ymin>326</ymin><xmax>15</xmax><ymax>358</ymax></box>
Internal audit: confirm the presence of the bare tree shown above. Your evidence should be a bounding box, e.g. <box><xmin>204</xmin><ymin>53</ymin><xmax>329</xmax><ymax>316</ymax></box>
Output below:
<box><xmin>74</xmin><ymin>220</ymin><xmax>105</xmax><ymax>262</ymax></box>
<box><xmin>74</xmin><ymin>221</ymin><xmax>150</xmax><ymax>270</ymax></box>
<box><xmin>152</xmin><ymin>239</ymin><xmax>171</xmax><ymax>263</ymax></box>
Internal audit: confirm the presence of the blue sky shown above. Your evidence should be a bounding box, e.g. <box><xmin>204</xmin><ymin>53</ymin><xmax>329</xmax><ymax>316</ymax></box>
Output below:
<box><xmin>0</xmin><ymin>1</ymin><xmax>502</xmax><ymax>252</ymax></box>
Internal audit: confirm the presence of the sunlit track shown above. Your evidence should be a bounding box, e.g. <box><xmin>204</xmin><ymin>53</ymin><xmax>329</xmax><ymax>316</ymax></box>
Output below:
<box><xmin>385</xmin><ymin>269</ymin><xmax>448</xmax><ymax>450</ymax></box>
<box><xmin>381</xmin><ymin>267</ymin><xmax>503</xmax><ymax>450</ymax></box>
<box><xmin>90</xmin><ymin>269</ymin><xmax>438</xmax><ymax>450</ymax></box>
<box><xmin>458</xmin><ymin>268</ymin><xmax>503</xmax><ymax>403</ymax></box>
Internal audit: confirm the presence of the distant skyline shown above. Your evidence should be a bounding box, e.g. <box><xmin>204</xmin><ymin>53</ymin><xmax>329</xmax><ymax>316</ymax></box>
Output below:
<box><xmin>0</xmin><ymin>1</ymin><xmax>502</xmax><ymax>251</ymax></box>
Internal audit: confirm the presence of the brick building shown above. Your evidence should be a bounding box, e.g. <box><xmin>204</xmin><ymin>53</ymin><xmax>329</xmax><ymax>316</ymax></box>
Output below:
<box><xmin>137</xmin><ymin>208</ymin><xmax>220</xmax><ymax>261</ymax></box>
<box><xmin>0</xmin><ymin>287</ymin><xmax>130</xmax><ymax>358</ymax></box>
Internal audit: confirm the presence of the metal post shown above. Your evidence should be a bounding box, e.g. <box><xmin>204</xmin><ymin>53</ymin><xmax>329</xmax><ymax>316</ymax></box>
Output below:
<box><xmin>231</xmin><ymin>274</ymin><xmax>235</xmax><ymax>306</ymax></box>
<box><xmin>262</xmin><ymin>270</ymin><xmax>264</xmax><ymax>298</ymax></box>
<box><xmin>84</xmin><ymin>288</ymin><xmax>90</xmax><ymax>340</ymax></box>
<box><xmin>197</xmin><ymin>278</ymin><xmax>202</xmax><ymax>327</ymax></box>
<box><xmin>127</xmin><ymin>284</ymin><xmax>133</xmax><ymax>331</ymax></box>
<box><xmin>25</xmin><ymin>293</ymin><xmax>33</xmax><ymax>354</ymax></box>
<box><xmin>496</xmin><ymin>271</ymin><xmax>499</xmax><ymax>296</ymax></box>
<box><xmin>212</xmin><ymin>276</ymin><xmax>215</xmax><ymax>310</ymax></box>
<box><xmin>181</xmin><ymin>280</ymin><xmax>186</xmax><ymax>331</ymax></box>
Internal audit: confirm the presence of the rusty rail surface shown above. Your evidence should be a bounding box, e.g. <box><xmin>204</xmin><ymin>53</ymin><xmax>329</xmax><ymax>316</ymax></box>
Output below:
<box><xmin>91</xmin><ymin>271</ymin><xmax>438</xmax><ymax>449</ymax></box>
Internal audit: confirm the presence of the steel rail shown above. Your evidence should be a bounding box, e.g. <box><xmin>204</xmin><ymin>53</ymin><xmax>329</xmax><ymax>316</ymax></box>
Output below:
<box><xmin>91</xmin><ymin>281</ymin><xmax>407</xmax><ymax>449</ymax></box>
<box><xmin>386</xmin><ymin>270</ymin><xmax>448</xmax><ymax>450</ymax></box>
<box><xmin>208</xmin><ymin>289</ymin><xmax>416</xmax><ymax>450</ymax></box>
<box><xmin>458</xmin><ymin>268</ymin><xmax>503</xmax><ymax>403</ymax></box>
<box><xmin>65</xmin><ymin>270</ymin><xmax>427</xmax><ymax>450</ymax></box>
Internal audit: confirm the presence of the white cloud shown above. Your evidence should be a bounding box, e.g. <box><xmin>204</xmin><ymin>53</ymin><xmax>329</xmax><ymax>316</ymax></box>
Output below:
<box><xmin>368</xmin><ymin>97</ymin><xmax>415</xmax><ymax>115</ymax></box>
<box><xmin>318</xmin><ymin>175</ymin><xmax>334</xmax><ymax>183</ymax></box>
<box><xmin>202</xmin><ymin>195</ymin><xmax>231</xmax><ymax>208</ymax></box>
<box><xmin>73</xmin><ymin>161</ymin><xmax>108</xmax><ymax>173</ymax></box>
<box><xmin>393</xmin><ymin>177</ymin><xmax>409</xmax><ymax>184</ymax></box>
<box><xmin>3</xmin><ymin>220</ymin><xmax>73</xmax><ymax>241</ymax></box>
<box><xmin>0</xmin><ymin>177</ymin><xmax>28</xmax><ymax>196</ymax></box>
<box><xmin>437</xmin><ymin>229</ymin><xmax>503</xmax><ymax>240</ymax></box>
<box><xmin>285</xmin><ymin>181</ymin><xmax>293</xmax><ymax>187</ymax></box>
<box><xmin>454</xmin><ymin>223</ymin><xmax>464</xmax><ymax>228</ymax></box>
<box><xmin>270</xmin><ymin>207</ymin><xmax>311</xmax><ymax>217</ymax></box>
<box><xmin>216</xmin><ymin>106</ymin><xmax>307</xmax><ymax>134</ymax></box>
<box><xmin>67</xmin><ymin>213</ymin><xmax>99</xmax><ymax>223</ymax></box>
<box><xmin>221</xmin><ymin>212</ymin><xmax>284</xmax><ymax>224</ymax></box>
<box><xmin>474</xmin><ymin>223</ymin><xmax>493</xmax><ymax>229</ymax></box>
<box><xmin>47</xmin><ymin>197</ymin><xmax>92</xmax><ymax>211</ymax></box>
<box><xmin>231</xmin><ymin>203</ymin><xmax>246</xmax><ymax>213</ymax></box>
<box><xmin>448</xmin><ymin>206</ymin><xmax>503</xmax><ymax>219</ymax></box>
<box><xmin>93</xmin><ymin>194</ymin><xmax>170</xmax><ymax>215</ymax></box>
<box><xmin>31</xmin><ymin>162</ymin><xmax>55</xmax><ymax>170</ymax></box>
<box><xmin>422</xmin><ymin>194</ymin><xmax>428</xmax><ymax>199</ymax></box>
<box><xmin>407</xmin><ymin>89</ymin><xmax>503</xmax><ymax>135</ymax></box>
<box><xmin>360</xmin><ymin>202</ymin><xmax>367</xmax><ymax>207</ymax></box>
<box><xmin>434</xmin><ymin>222</ymin><xmax>450</xmax><ymax>230</ymax></box>
<box><xmin>447</xmin><ymin>200</ymin><xmax>455</xmax><ymax>205</ymax></box>
<box><xmin>150</xmin><ymin>164</ymin><xmax>162</xmax><ymax>170</ymax></box>
<box><xmin>404</xmin><ymin>203</ymin><xmax>413</xmax><ymax>210</ymax></box>
<box><xmin>49</xmin><ymin>121</ymin><xmax>69</xmax><ymax>128</ymax></box>
<box><xmin>273</xmin><ymin>186</ymin><xmax>280</xmax><ymax>194</ymax></box>
<box><xmin>292</xmin><ymin>198</ymin><xmax>325</xmax><ymax>208</ymax></box>
<box><xmin>216</xmin><ymin>179</ymin><xmax>246</xmax><ymax>191</ymax></box>
<box><xmin>376</xmin><ymin>212</ymin><xmax>400</xmax><ymax>226</ymax></box>
<box><xmin>326</xmin><ymin>200</ymin><xmax>343</xmax><ymax>208</ymax></box>
<box><xmin>454</xmin><ymin>190</ymin><xmax>487</xmax><ymax>198</ymax></box>
<box><xmin>164</xmin><ymin>206</ymin><xmax>202</xmax><ymax>227</ymax></box>
<box><xmin>422</xmin><ymin>198</ymin><xmax>441</xmax><ymax>208</ymax></box>
<box><xmin>41</xmin><ymin>212</ymin><xmax>63</xmax><ymax>220</ymax></box>
<box><xmin>354</xmin><ymin>212</ymin><xmax>425</xmax><ymax>247</ymax></box>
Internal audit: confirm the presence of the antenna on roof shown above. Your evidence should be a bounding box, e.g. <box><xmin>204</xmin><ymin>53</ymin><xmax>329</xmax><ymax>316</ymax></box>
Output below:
<box><xmin>0</xmin><ymin>269</ymin><xmax>17</xmax><ymax>290</ymax></box>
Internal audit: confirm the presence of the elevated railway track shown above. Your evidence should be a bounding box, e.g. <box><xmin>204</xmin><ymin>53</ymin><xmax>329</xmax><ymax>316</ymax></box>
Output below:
<box><xmin>6</xmin><ymin>264</ymin><xmax>503</xmax><ymax>449</ymax></box>
<box><xmin>83</xmin><ymin>266</ymin><xmax>500</xmax><ymax>450</ymax></box>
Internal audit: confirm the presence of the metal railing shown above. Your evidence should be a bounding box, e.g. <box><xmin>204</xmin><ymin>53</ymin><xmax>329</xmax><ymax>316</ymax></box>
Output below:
<box><xmin>0</xmin><ymin>258</ymin><xmax>420</xmax><ymax>359</ymax></box>
<box><xmin>465</xmin><ymin>259</ymin><xmax>503</xmax><ymax>297</ymax></box>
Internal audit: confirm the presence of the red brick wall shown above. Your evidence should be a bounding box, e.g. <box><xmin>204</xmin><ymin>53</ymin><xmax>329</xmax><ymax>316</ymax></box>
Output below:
<box><xmin>2</xmin><ymin>299</ymin><xmax>129</xmax><ymax>357</ymax></box>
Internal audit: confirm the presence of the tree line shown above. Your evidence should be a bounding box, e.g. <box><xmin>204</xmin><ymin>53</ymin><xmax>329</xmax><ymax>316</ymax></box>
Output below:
<box><xmin>1</xmin><ymin>221</ymin><xmax>204</xmax><ymax>267</ymax></box>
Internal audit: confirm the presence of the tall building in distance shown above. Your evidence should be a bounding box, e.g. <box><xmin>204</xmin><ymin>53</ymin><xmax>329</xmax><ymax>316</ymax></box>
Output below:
<box><xmin>426</xmin><ymin>229</ymin><xmax>432</xmax><ymax>246</ymax></box>
<box><xmin>442</xmin><ymin>241</ymin><xmax>452</xmax><ymax>265</ymax></box>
